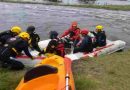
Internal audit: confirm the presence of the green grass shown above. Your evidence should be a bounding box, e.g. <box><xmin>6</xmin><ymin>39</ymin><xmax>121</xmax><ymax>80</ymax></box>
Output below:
<box><xmin>1</xmin><ymin>50</ymin><xmax>130</xmax><ymax>90</ymax></box>
<box><xmin>0</xmin><ymin>68</ymin><xmax>26</xmax><ymax>90</ymax></box>
<box><xmin>65</xmin><ymin>5</ymin><xmax>130</xmax><ymax>11</ymax></box>
<box><xmin>72</xmin><ymin>50</ymin><xmax>130</xmax><ymax>90</ymax></box>
<box><xmin>1</xmin><ymin>1</ymin><xmax>130</xmax><ymax>11</ymax></box>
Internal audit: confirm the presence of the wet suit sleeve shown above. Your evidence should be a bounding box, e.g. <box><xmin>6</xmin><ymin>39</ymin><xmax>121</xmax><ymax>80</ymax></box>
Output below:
<box><xmin>35</xmin><ymin>34</ymin><xmax>40</xmax><ymax>42</ymax></box>
<box><xmin>23</xmin><ymin>42</ymin><xmax>33</xmax><ymax>58</ymax></box>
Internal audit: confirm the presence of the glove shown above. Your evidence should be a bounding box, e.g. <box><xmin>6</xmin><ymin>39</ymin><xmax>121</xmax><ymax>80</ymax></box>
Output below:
<box><xmin>30</xmin><ymin>56</ymin><xmax>35</xmax><ymax>60</ymax></box>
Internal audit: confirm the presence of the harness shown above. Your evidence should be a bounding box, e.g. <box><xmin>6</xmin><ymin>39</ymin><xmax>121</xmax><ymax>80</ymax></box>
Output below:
<box><xmin>4</xmin><ymin>37</ymin><xmax>23</xmax><ymax>55</ymax></box>
<box><xmin>53</xmin><ymin>38</ymin><xmax>64</xmax><ymax>51</ymax></box>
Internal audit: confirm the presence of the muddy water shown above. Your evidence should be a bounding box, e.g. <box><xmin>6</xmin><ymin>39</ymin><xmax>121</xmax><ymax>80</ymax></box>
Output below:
<box><xmin>0</xmin><ymin>2</ymin><xmax>130</xmax><ymax>48</ymax></box>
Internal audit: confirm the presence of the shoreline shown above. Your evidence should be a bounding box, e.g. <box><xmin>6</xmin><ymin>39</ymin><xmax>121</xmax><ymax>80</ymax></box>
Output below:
<box><xmin>0</xmin><ymin>1</ymin><xmax>130</xmax><ymax>11</ymax></box>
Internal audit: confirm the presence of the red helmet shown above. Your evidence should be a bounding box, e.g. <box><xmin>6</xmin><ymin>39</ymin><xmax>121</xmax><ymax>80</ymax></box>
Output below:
<box><xmin>71</xmin><ymin>21</ymin><xmax>77</xmax><ymax>27</ymax></box>
<box><xmin>81</xmin><ymin>29</ymin><xmax>89</xmax><ymax>35</ymax></box>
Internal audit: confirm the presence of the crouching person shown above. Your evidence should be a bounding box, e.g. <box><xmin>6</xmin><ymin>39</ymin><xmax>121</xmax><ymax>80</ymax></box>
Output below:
<box><xmin>26</xmin><ymin>26</ymin><xmax>44</xmax><ymax>55</ymax></box>
<box><xmin>0</xmin><ymin>32</ymin><xmax>33</xmax><ymax>70</ymax></box>
<box><xmin>73</xmin><ymin>29</ymin><xmax>93</xmax><ymax>53</ymax></box>
<box><xmin>45</xmin><ymin>31</ymin><xmax>65</xmax><ymax>57</ymax></box>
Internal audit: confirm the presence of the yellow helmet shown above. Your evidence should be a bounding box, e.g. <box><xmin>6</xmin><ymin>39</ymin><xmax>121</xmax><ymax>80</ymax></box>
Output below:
<box><xmin>96</xmin><ymin>25</ymin><xmax>103</xmax><ymax>31</ymax></box>
<box><xmin>11</xmin><ymin>26</ymin><xmax>22</xmax><ymax>34</ymax></box>
<box><xmin>18</xmin><ymin>32</ymin><xmax>30</xmax><ymax>40</ymax></box>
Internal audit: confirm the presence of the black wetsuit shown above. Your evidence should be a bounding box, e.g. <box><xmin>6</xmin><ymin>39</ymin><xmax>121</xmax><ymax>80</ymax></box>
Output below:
<box><xmin>29</xmin><ymin>32</ymin><xmax>43</xmax><ymax>53</ymax></box>
<box><xmin>0</xmin><ymin>30</ymin><xmax>14</xmax><ymax>45</ymax></box>
<box><xmin>0</xmin><ymin>37</ymin><xmax>33</xmax><ymax>70</ymax></box>
<box><xmin>92</xmin><ymin>31</ymin><xmax>106</xmax><ymax>47</ymax></box>
<box><xmin>73</xmin><ymin>35</ymin><xmax>93</xmax><ymax>53</ymax></box>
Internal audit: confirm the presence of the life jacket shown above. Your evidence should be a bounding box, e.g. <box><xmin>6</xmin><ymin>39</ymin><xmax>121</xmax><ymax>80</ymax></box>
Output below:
<box><xmin>53</xmin><ymin>38</ymin><xmax>64</xmax><ymax>51</ymax></box>
<box><xmin>61</xmin><ymin>27</ymin><xmax>80</xmax><ymax>41</ymax></box>
<box><xmin>51</xmin><ymin>38</ymin><xmax>65</xmax><ymax>57</ymax></box>
<box><xmin>69</xmin><ymin>27</ymin><xmax>80</xmax><ymax>40</ymax></box>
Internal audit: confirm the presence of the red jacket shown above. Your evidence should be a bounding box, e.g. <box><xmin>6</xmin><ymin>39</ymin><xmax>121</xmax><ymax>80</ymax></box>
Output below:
<box><xmin>61</xmin><ymin>27</ymin><xmax>80</xmax><ymax>41</ymax></box>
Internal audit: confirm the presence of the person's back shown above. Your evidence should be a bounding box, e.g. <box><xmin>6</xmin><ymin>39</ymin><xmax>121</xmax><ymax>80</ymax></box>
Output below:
<box><xmin>73</xmin><ymin>29</ymin><xmax>93</xmax><ymax>53</ymax></box>
<box><xmin>0</xmin><ymin>30</ymin><xmax>13</xmax><ymax>45</ymax></box>
<box><xmin>96</xmin><ymin>31</ymin><xmax>106</xmax><ymax>47</ymax></box>
<box><xmin>94</xmin><ymin>25</ymin><xmax>106</xmax><ymax>47</ymax></box>
<box><xmin>81</xmin><ymin>35</ymin><xmax>93</xmax><ymax>52</ymax></box>
<box><xmin>0</xmin><ymin>26</ymin><xmax>22</xmax><ymax>45</ymax></box>
<box><xmin>6</xmin><ymin>37</ymin><xmax>29</xmax><ymax>57</ymax></box>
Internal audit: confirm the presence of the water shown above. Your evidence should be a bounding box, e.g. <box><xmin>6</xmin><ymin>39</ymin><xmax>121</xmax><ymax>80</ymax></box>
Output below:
<box><xmin>0</xmin><ymin>2</ymin><xmax>130</xmax><ymax>48</ymax></box>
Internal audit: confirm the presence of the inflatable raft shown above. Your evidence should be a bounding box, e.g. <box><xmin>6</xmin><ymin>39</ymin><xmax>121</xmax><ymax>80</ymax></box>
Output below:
<box><xmin>17</xmin><ymin>39</ymin><xmax>126</xmax><ymax>63</ymax></box>
<box><xmin>16</xmin><ymin>55</ymin><xmax>75</xmax><ymax>90</ymax></box>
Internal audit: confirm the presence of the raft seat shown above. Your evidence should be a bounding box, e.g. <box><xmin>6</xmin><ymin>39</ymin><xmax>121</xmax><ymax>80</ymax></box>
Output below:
<box><xmin>24</xmin><ymin>65</ymin><xmax>58</xmax><ymax>82</ymax></box>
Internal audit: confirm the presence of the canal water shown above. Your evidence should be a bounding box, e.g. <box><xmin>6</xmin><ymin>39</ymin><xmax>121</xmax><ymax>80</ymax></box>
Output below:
<box><xmin>0</xmin><ymin>2</ymin><xmax>130</xmax><ymax>48</ymax></box>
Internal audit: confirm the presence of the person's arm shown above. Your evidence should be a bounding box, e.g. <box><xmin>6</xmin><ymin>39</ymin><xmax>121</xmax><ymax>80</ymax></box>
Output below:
<box><xmin>23</xmin><ymin>42</ymin><xmax>33</xmax><ymax>59</ymax></box>
<box><xmin>35</xmin><ymin>34</ymin><xmax>40</xmax><ymax>42</ymax></box>
<box><xmin>60</xmin><ymin>29</ymin><xmax>70</xmax><ymax>38</ymax></box>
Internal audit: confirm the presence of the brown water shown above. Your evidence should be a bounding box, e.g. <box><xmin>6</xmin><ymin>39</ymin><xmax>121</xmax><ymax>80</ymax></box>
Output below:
<box><xmin>0</xmin><ymin>2</ymin><xmax>130</xmax><ymax>48</ymax></box>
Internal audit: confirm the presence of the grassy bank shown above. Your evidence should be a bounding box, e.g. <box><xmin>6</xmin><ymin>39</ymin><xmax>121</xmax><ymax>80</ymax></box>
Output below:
<box><xmin>65</xmin><ymin>5</ymin><xmax>130</xmax><ymax>11</ymax></box>
<box><xmin>73</xmin><ymin>50</ymin><xmax>130</xmax><ymax>90</ymax></box>
<box><xmin>0</xmin><ymin>50</ymin><xmax>130</xmax><ymax>90</ymax></box>
<box><xmin>1</xmin><ymin>1</ymin><xmax>130</xmax><ymax>11</ymax></box>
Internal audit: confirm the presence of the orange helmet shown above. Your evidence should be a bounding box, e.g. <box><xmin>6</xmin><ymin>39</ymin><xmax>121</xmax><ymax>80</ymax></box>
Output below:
<box><xmin>81</xmin><ymin>29</ymin><xmax>89</xmax><ymax>35</ymax></box>
<box><xmin>71</xmin><ymin>21</ymin><xmax>77</xmax><ymax>27</ymax></box>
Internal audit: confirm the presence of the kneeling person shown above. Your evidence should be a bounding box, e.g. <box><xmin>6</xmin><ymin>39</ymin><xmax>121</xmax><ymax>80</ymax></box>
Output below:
<box><xmin>0</xmin><ymin>32</ymin><xmax>33</xmax><ymax>70</ymax></box>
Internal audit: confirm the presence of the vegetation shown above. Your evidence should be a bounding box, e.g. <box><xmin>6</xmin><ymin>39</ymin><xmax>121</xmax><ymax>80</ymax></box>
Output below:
<box><xmin>64</xmin><ymin>5</ymin><xmax>130</xmax><ymax>11</ymax></box>
<box><xmin>73</xmin><ymin>50</ymin><xmax>130</xmax><ymax>90</ymax></box>
<box><xmin>0</xmin><ymin>68</ymin><xmax>27</xmax><ymax>90</ymax></box>
<box><xmin>1</xmin><ymin>0</ymin><xmax>130</xmax><ymax>11</ymax></box>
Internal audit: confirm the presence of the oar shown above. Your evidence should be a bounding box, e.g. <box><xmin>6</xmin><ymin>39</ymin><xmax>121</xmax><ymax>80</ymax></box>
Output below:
<box><xmin>64</xmin><ymin>58</ymin><xmax>72</xmax><ymax>90</ymax></box>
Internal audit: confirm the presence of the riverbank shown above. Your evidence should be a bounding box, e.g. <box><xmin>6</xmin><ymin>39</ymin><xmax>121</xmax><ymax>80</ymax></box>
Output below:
<box><xmin>1</xmin><ymin>50</ymin><xmax>130</xmax><ymax>90</ymax></box>
<box><xmin>0</xmin><ymin>1</ymin><xmax>130</xmax><ymax>11</ymax></box>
